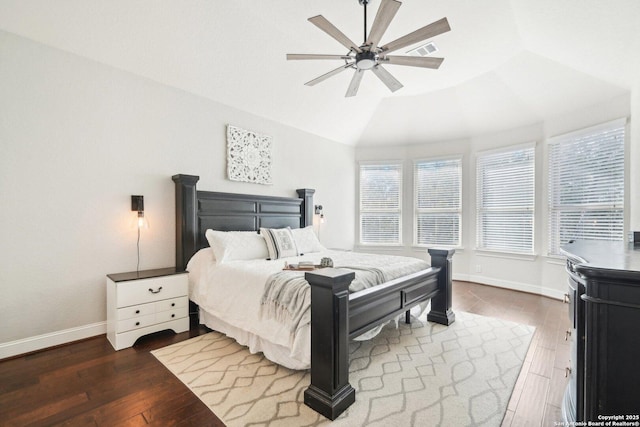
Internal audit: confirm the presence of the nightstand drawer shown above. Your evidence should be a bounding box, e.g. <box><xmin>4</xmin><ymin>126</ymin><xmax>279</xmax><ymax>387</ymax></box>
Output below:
<box><xmin>117</xmin><ymin>313</ymin><xmax>156</xmax><ymax>333</ymax></box>
<box><xmin>156</xmin><ymin>296</ymin><xmax>188</xmax><ymax>313</ymax></box>
<box><xmin>156</xmin><ymin>309</ymin><xmax>185</xmax><ymax>323</ymax></box>
<box><xmin>116</xmin><ymin>274</ymin><xmax>187</xmax><ymax>307</ymax></box>
<box><xmin>117</xmin><ymin>303</ymin><xmax>155</xmax><ymax>321</ymax></box>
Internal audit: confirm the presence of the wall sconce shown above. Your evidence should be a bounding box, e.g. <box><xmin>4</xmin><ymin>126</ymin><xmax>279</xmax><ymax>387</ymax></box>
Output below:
<box><xmin>131</xmin><ymin>195</ymin><xmax>149</xmax><ymax>272</ymax></box>
<box><xmin>131</xmin><ymin>195</ymin><xmax>149</xmax><ymax>229</ymax></box>
<box><xmin>315</xmin><ymin>204</ymin><xmax>325</xmax><ymax>223</ymax></box>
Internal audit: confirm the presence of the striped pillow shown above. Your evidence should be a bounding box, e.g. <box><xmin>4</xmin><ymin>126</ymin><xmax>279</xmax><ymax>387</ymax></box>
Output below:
<box><xmin>260</xmin><ymin>227</ymin><xmax>299</xmax><ymax>260</ymax></box>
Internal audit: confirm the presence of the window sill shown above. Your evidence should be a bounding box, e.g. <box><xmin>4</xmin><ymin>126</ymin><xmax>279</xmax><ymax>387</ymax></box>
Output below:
<box><xmin>356</xmin><ymin>244</ymin><xmax>404</xmax><ymax>252</ymax></box>
<box><xmin>475</xmin><ymin>249</ymin><xmax>537</xmax><ymax>262</ymax></box>
<box><xmin>412</xmin><ymin>245</ymin><xmax>464</xmax><ymax>253</ymax></box>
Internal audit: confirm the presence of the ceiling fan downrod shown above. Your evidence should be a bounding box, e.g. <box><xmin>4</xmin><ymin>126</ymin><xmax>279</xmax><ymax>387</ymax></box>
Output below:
<box><xmin>359</xmin><ymin>0</ymin><xmax>369</xmax><ymax>44</ymax></box>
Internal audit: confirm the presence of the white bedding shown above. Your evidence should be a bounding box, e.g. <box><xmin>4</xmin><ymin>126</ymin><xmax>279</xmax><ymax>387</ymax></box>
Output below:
<box><xmin>187</xmin><ymin>249</ymin><xmax>430</xmax><ymax>369</ymax></box>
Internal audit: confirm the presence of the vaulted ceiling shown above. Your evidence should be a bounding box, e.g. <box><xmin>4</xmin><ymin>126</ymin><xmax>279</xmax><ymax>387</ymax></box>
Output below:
<box><xmin>1</xmin><ymin>0</ymin><xmax>638</xmax><ymax>146</ymax></box>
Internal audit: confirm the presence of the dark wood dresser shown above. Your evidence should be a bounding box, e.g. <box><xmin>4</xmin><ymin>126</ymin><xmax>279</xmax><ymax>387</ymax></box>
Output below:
<box><xmin>560</xmin><ymin>240</ymin><xmax>640</xmax><ymax>422</ymax></box>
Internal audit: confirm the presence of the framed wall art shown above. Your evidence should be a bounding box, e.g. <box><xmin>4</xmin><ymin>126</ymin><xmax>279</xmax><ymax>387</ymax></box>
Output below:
<box><xmin>226</xmin><ymin>124</ymin><xmax>272</xmax><ymax>185</ymax></box>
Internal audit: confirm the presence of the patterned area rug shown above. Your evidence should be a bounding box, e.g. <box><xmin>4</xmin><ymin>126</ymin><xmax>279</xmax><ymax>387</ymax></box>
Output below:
<box><xmin>152</xmin><ymin>311</ymin><xmax>534</xmax><ymax>426</ymax></box>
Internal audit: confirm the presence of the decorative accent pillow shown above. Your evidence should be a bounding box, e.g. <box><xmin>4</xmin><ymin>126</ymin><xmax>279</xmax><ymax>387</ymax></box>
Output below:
<box><xmin>260</xmin><ymin>227</ymin><xmax>299</xmax><ymax>260</ymax></box>
<box><xmin>292</xmin><ymin>226</ymin><xmax>325</xmax><ymax>254</ymax></box>
<box><xmin>205</xmin><ymin>229</ymin><xmax>269</xmax><ymax>263</ymax></box>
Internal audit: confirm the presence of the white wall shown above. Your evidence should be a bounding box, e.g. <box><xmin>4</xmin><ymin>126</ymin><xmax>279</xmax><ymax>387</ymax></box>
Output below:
<box><xmin>0</xmin><ymin>32</ymin><xmax>355</xmax><ymax>358</ymax></box>
<box><xmin>356</xmin><ymin>94</ymin><xmax>631</xmax><ymax>299</ymax></box>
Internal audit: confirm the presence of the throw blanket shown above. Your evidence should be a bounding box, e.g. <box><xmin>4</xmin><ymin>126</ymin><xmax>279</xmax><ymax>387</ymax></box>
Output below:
<box><xmin>259</xmin><ymin>266</ymin><xmax>391</xmax><ymax>335</ymax></box>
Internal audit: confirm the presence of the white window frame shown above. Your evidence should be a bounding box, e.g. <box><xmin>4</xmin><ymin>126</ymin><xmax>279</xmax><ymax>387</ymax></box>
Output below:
<box><xmin>358</xmin><ymin>161</ymin><xmax>403</xmax><ymax>246</ymax></box>
<box><xmin>413</xmin><ymin>156</ymin><xmax>462</xmax><ymax>248</ymax></box>
<box><xmin>476</xmin><ymin>142</ymin><xmax>536</xmax><ymax>255</ymax></box>
<box><xmin>547</xmin><ymin>118</ymin><xmax>626</xmax><ymax>256</ymax></box>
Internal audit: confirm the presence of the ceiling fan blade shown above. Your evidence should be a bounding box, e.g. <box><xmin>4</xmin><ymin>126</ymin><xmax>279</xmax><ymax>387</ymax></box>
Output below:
<box><xmin>379</xmin><ymin>17</ymin><xmax>450</xmax><ymax>55</ymax></box>
<box><xmin>305</xmin><ymin>63</ymin><xmax>353</xmax><ymax>86</ymax></box>
<box><xmin>345</xmin><ymin>69</ymin><xmax>365</xmax><ymax>97</ymax></box>
<box><xmin>365</xmin><ymin>0</ymin><xmax>402</xmax><ymax>50</ymax></box>
<box><xmin>308</xmin><ymin>15</ymin><xmax>362</xmax><ymax>53</ymax></box>
<box><xmin>383</xmin><ymin>55</ymin><xmax>444</xmax><ymax>69</ymax></box>
<box><xmin>287</xmin><ymin>54</ymin><xmax>352</xmax><ymax>60</ymax></box>
<box><xmin>371</xmin><ymin>65</ymin><xmax>403</xmax><ymax>92</ymax></box>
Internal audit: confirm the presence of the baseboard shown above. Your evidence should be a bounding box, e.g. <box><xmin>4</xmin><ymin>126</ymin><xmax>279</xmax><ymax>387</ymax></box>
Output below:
<box><xmin>0</xmin><ymin>321</ymin><xmax>106</xmax><ymax>360</ymax></box>
<box><xmin>453</xmin><ymin>273</ymin><xmax>565</xmax><ymax>300</ymax></box>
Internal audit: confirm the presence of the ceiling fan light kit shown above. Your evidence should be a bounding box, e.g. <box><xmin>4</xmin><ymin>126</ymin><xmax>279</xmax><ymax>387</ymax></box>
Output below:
<box><xmin>287</xmin><ymin>0</ymin><xmax>451</xmax><ymax>97</ymax></box>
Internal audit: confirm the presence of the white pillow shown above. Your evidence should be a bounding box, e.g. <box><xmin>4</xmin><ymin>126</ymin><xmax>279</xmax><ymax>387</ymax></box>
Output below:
<box><xmin>186</xmin><ymin>248</ymin><xmax>215</xmax><ymax>276</ymax></box>
<box><xmin>292</xmin><ymin>226</ymin><xmax>325</xmax><ymax>254</ymax></box>
<box><xmin>260</xmin><ymin>227</ymin><xmax>299</xmax><ymax>260</ymax></box>
<box><xmin>205</xmin><ymin>229</ymin><xmax>269</xmax><ymax>263</ymax></box>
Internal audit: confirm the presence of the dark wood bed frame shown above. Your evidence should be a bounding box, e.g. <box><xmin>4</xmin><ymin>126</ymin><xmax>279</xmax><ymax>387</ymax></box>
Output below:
<box><xmin>173</xmin><ymin>174</ymin><xmax>455</xmax><ymax>420</ymax></box>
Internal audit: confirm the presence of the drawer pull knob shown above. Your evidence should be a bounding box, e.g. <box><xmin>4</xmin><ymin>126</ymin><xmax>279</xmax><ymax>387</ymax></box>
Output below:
<box><xmin>171</xmin><ymin>303</ymin><xmax>175</xmax><ymax>307</ymax></box>
<box><xmin>135</xmin><ymin>310</ymin><xmax>140</xmax><ymax>314</ymax></box>
<box><xmin>171</xmin><ymin>314</ymin><xmax>175</xmax><ymax>318</ymax></box>
<box><xmin>563</xmin><ymin>293</ymin><xmax>570</xmax><ymax>304</ymax></box>
<box><xmin>565</xmin><ymin>367</ymin><xmax>572</xmax><ymax>378</ymax></box>
<box><xmin>135</xmin><ymin>322</ymin><xmax>140</xmax><ymax>326</ymax></box>
<box><xmin>565</xmin><ymin>330</ymin><xmax>572</xmax><ymax>341</ymax></box>
<box><xmin>148</xmin><ymin>286</ymin><xmax>163</xmax><ymax>294</ymax></box>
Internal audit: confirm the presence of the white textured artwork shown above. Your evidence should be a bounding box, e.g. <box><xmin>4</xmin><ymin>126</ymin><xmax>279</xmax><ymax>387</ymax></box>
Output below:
<box><xmin>226</xmin><ymin>125</ymin><xmax>272</xmax><ymax>185</ymax></box>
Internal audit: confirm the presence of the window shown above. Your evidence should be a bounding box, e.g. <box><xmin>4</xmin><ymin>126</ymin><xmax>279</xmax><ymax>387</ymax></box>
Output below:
<box><xmin>476</xmin><ymin>144</ymin><xmax>535</xmax><ymax>254</ymax></box>
<box><xmin>359</xmin><ymin>162</ymin><xmax>402</xmax><ymax>245</ymax></box>
<box><xmin>548</xmin><ymin>119</ymin><xmax>625</xmax><ymax>255</ymax></box>
<box><xmin>414</xmin><ymin>157</ymin><xmax>462</xmax><ymax>246</ymax></box>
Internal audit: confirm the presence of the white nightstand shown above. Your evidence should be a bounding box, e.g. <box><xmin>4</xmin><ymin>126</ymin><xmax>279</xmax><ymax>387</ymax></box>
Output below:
<box><xmin>106</xmin><ymin>267</ymin><xmax>189</xmax><ymax>350</ymax></box>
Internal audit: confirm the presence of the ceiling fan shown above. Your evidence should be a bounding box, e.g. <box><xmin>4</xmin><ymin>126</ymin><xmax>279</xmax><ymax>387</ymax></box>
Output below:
<box><xmin>286</xmin><ymin>0</ymin><xmax>451</xmax><ymax>97</ymax></box>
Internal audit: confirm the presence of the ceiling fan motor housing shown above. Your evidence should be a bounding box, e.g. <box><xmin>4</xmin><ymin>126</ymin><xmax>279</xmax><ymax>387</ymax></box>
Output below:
<box><xmin>355</xmin><ymin>50</ymin><xmax>377</xmax><ymax>70</ymax></box>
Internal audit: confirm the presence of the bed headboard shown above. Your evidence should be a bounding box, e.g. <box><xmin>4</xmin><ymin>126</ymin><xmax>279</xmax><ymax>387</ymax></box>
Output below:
<box><xmin>172</xmin><ymin>174</ymin><xmax>315</xmax><ymax>271</ymax></box>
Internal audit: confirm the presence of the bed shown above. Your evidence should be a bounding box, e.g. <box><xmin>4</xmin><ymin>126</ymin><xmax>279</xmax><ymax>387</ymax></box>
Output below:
<box><xmin>173</xmin><ymin>174</ymin><xmax>455</xmax><ymax>420</ymax></box>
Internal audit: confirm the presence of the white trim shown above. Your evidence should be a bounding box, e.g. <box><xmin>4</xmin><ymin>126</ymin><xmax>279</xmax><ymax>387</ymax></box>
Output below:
<box><xmin>358</xmin><ymin>159</ymin><xmax>404</xmax><ymax>166</ymax></box>
<box><xmin>548</xmin><ymin>117</ymin><xmax>627</xmax><ymax>144</ymax></box>
<box><xmin>412</xmin><ymin>245</ymin><xmax>464</xmax><ymax>252</ymax></box>
<box><xmin>474</xmin><ymin>141</ymin><xmax>536</xmax><ymax>158</ymax></box>
<box><xmin>475</xmin><ymin>249</ymin><xmax>537</xmax><ymax>261</ymax></box>
<box><xmin>354</xmin><ymin>244</ymin><xmax>404</xmax><ymax>252</ymax></box>
<box><xmin>0</xmin><ymin>321</ymin><xmax>106</xmax><ymax>360</ymax></box>
<box><xmin>453</xmin><ymin>274</ymin><xmax>565</xmax><ymax>301</ymax></box>
<box><xmin>411</xmin><ymin>154</ymin><xmax>463</xmax><ymax>164</ymax></box>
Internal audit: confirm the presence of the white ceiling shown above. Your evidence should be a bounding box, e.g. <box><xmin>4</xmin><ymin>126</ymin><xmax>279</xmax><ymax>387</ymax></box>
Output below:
<box><xmin>1</xmin><ymin>0</ymin><xmax>638</xmax><ymax>146</ymax></box>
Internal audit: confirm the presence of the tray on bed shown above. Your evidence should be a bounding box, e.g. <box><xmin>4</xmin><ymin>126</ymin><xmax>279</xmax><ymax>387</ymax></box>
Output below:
<box><xmin>283</xmin><ymin>263</ymin><xmax>327</xmax><ymax>271</ymax></box>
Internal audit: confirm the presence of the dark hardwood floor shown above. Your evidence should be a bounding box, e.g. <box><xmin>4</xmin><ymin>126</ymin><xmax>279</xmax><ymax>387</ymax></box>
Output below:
<box><xmin>453</xmin><ymin>281</ymin><xmax>570</xmax><ymax>426</ymax></box>
<box><xmin>0</xmin><ymin>281</ymin><xmax>568</xmax><ymax>426</ymax></box>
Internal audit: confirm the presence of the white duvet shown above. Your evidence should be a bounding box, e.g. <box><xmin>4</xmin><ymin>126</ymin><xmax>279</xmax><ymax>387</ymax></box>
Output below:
<box><xmin>187</xmin><ymin>249</ymin><xmax>430</xmax><ymax>369</ymax></box>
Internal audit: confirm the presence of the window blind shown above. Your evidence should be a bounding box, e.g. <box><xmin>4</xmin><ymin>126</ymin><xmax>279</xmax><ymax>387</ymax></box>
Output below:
<box><xmin>548</xmin><ymin>119</ymin><xmax>625</xmax><ymax>255</ymax></box>
<box><xmin>476</xmin><ymin>145</ymin><xmax>535</xmax><ymax>254</ymax></box>
<box><xmin>414</xmin><ymin>158</ymin><xmax>461</xmax><ymax>246</ymax></box>
<box><xmin>359</xmin><ymin>163</ymin><xmax>402</xmax><ymax>245</ymax></box>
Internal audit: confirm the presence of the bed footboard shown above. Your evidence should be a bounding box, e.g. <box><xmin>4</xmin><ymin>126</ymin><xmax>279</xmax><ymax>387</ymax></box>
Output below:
<box><xmin>304</xmin><ymin>248</ymin><xmax>455</xmax><ymax>420</ymax></box>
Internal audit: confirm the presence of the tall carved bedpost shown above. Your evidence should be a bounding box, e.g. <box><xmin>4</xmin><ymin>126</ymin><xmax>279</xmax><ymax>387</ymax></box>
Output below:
<box><xmin>296</xmin><ymin>188</ymin><xmax>315</xmax><ymax>228</ymax></box>
<box><xmin>427</xmin><ymin>248</ymin><xmax>456</xmax><ymax>325</ymax></box>
<box><xmin>172</xmin><ymin>174</ymin><xmax>200</xmax><ymax>271</ymax></box>
<box><xmin>304</xmin><ymin>269</ymin><xmax>356</xmax><ymax>420</ymax></box>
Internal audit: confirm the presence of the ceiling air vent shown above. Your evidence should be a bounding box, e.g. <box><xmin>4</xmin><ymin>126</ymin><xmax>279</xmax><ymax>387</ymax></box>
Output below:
<box><xmin>407</xmin><ymin>41</ymin><xmax>438</xmax><ymax>57</ymax></box>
